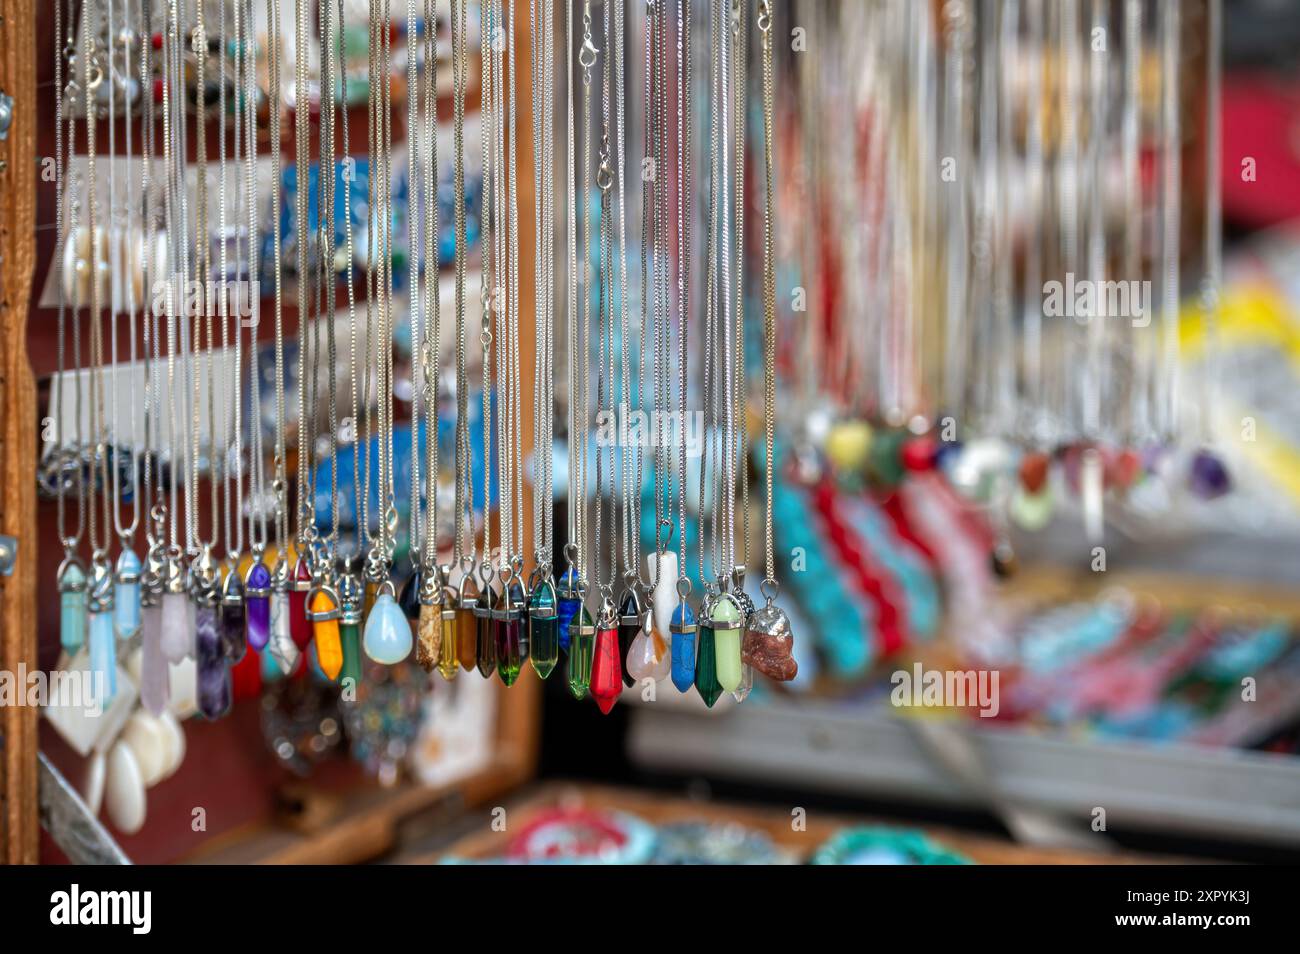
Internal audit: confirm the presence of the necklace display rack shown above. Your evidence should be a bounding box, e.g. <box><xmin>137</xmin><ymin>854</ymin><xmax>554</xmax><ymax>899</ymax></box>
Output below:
<box><xmin>3</xmin><ymin>0</ymin><xmax>1228</xmax><ymax>860</ymax></box>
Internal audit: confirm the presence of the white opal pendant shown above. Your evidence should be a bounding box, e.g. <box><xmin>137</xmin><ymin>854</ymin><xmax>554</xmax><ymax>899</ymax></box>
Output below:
<box><xmin>363</xmin><ymin>592</ymin><xmax>413</xmax><ymax>664</ymax></box>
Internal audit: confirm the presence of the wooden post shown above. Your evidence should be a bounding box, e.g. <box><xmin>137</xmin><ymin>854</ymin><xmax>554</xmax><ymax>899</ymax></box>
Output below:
<box><xmin>0</xmin><ymin>0</ymin><xmax>39</xmax><ymax>865</ymax></box>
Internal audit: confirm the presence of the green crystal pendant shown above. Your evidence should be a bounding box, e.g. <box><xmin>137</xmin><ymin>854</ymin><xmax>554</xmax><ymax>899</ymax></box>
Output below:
<box><xmin>567</xmin><ymin>604</ymin><xmax>595</xmax><ymax>700</ymax></box>
<box><xmin>495</xmin><ymin>583</ymin><xmax>527</xmax><ymax>687</ymax></box>
<box><xmin>475</xmin><ymin>585</ymin><xmax>496</xmax><ymax>678</ymax></box>
<box><xmin>528</xmin><ymin>578</ymin><xmax>559</xmax><ymax>679</ymax></box>
<box><xmin>694</xmin><ymin>609</ymin><xmax>723</xmax><ymax>708</ymax></box>
<box><xmin>711</xmin><ymin>594</ymin><xmax>743</xmax><ymax>693</ymax></box>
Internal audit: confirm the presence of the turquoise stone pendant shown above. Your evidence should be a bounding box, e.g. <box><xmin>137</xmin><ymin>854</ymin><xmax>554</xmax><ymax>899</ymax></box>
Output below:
<box><xmin>58</xmin><ymin>557</ymin><xmax>88</xmax><ymax>655</ymax></box>
<box><xmin>669</xmin><ymin>601</ymin><xmax>697</xmax><ymax>694</ymax></box>
<box><xmin>113</xmin><ymin>549</ymin><xmax>143</xmax><ymax>639</ymax></box>
<box><xmin>363</xmin><ymin>590</ymin><xmax>414</xmax><ymax>664</ymax></box>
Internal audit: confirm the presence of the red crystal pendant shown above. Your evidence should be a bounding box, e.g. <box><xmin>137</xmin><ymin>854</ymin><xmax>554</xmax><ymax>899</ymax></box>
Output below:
<box><xmin>589</xmin><ymin>626</ymin><xmax>623</xmax><ymax>715</ymax></box>
<box><xmin>289</xmin><ymin>556</ymin><xmax>313</xmax><ymax>649</ymax></box>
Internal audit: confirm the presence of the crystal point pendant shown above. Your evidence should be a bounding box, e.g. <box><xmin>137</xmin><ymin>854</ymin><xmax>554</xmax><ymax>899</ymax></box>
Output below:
<box><xmin>289</xmin><ymin>556</ymin><xmax>313</xmax><ymax>649</ymax></box>
<box><xmin>160</xmin><ymin>591</ymin><xmax>196</xmax><ymax>663</ymax></box>
<box><xmin>556</xmin><ymin>566</ymin><xmax>582</xmax><ymax>652</ymax></box>
<box><xmin>113</xmin><ymin>550</ymin><xmax>143</xmax><ymax>639</ymax></box>
<box><xmin>362</xmin><ymin>591</ymin><xmax>413</xmax><ymax>664</ymax></box>
<box><xmin>267</xmin><ymin>590</ymin><xmax>299</xmax><ymax>673</ymax></box>
<box><xmin>590</xmin><ymin>620</ymin><xmax>623</xmax><ymax>715</ymax></box>
<box><xmin>139</xmin><ymin>602</ymin><xmax>169</xmax><ymax>715</ymax></box>
<box><xmin>58</xmin><ymin>559</ymin><xmax>88</xmax><ymax>655</ymax></box>
<box><xmin>244</xmin><ymin>561</ymin><xmax>272</xmax><ymax>651</ymax></box>
<box><xmin>495</xmin><ymin>584</ymin><xmax>527</xmax><ymax>687</ymax></box>
<box><xmin>695</xmin><ymin>610</ymin><xmax>723</xmax><ymax>708</ymax></box>
<box><xmin>338</xmin><ymin>576</ymin><xmax>364</xmax><ymax>689</ymax></box>
<box><xmin>627</xmin><ymin>620</ymin><xmax>670</xmax><ymax>684</ymax></box>
<box><xmin>196</xmin><ymin>604</ymin><xmax>232</xmax><ymax>719</ymax></box>
<box><xmin>670</xmin><ymin>601</ymin><xmax>697</xmax><ymax>694</ymax></box>
<box><xmin>617</xmin><ymin>589</ymin><xmax>640</xmax><ymax>687</ymax></box>
<box><xmin>742</xmin><ymin>601</ymin><xmax>798</xmax><ymax>681</ymax></box>
<box><xmin>731</xmin><ymin>664</ymin><xmax>754</xmax><ymax>703</ymax></box>
<box><xmin>475</xmin><ymin>586</ymin><xmax>497</xmax><ymax>678</ymax></box>
<box><xmin>455</xmin><ymin>578</ymin><xmax>479</xmax><ymax>672</ymax></box>
<box><xmin>439</xmin><ymin>577</ymin><xmax>461</xmax><ymax>679</ymax></box>
<box><xmin>527</xmin><ymin>579</ymin><xmax>559</xmax><ymax>679</ymax></box>
<box><xmin>712</xmin><ymin>595</ymin><xmax>743</xmax><ymax>694</ymax></box>
<box><xmin>88</xmin><ymin>610</ymin><xmax>118</xmax><ymax>704</ymax></box>
<box><xmin>416</xmin><ymin>601</ymin><xmax>442</xmax><ymax>672</ymax></box>
<box><xmin>219</xmin><ymin>568</ymin><xmax>247</xmax><ymax>662</ymax></box>
<box><xmin>566</xmin><ymin>605</ymin><xmax>595</xmax><ymax>700</ymax></box>
<box><xmin>399</xmin><ymin>567</ymin><xmax>422</xmax><ymax>620</ymax></box>
<box><xmin>308</xmin><ymin>588</ymin><xmax>344</xmax><ymax>681</ymax></box>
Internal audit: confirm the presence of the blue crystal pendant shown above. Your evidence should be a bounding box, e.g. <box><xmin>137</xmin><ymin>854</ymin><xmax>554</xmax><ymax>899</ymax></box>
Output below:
<box><xmin>363</xmin><ymin>590</ymin><xmax>414</xmax><ymax>664</ymax></box>
<box><xmin>87</xmin><ymin>561</ymin><xmax>117</xmax><ymax>703</ymax></box>
<box><xmin>58</xmin><ymin>556</ymin><xmax>88</xmax><ymax>655</ymax></box>
<box><xmin>669</xmin><ymin>600</ymin><xmax>697</xmax><ymax>694</ymax></box>
<box><xmin>113</xmin><ymin>549</ymin><xmax>142</xmax><ymax>639</ymax></box>
<box><xmin>556</xmin><ymin>565</ymin><xmax>582</xmax><ymax>652</ymax></box>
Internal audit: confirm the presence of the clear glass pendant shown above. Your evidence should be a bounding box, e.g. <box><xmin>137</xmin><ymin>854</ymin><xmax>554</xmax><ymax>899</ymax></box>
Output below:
<box><xmin>139</xmin><ymin>601</ymin><xmax>168</xmax><ymax>715</ymax></box>
<box><xmin>711</xmin><ymin>594</ymin><xmax>743</xmax><ymax>694</ymax></box>
<box><xmin>307</xmin><ymin>586</ymin><xmax>344</xmax><ymax>681</ymax></box>
<box><xmin>195</xmin><ymin>604</ymin><xmax>231</xmax><ymax>719</ymax></box>
<box><xmin>731</xmin><ymin>664</ymin><xmax>753</xmax><ymax>703</ymax></box>
<box><xmin>160</xmin><ymin>591</ymin><xmax>195</xmax><ymax>663</ymax></box>
<box><xmin>566</xmin><ymin>604</ymin><xmax>595</xmax><ymax>700</ymax></box>
<box><xmin>58</xmin><ymin>557</ymin><xmax>88</xmax><ymax>655</ymax></box>
<box><xmin>268</xmin><ymin>590</ymin><xmax>299</xmax><ymax>674</ymax></box>
<box><xmin>362</xmin><ymin>590</ymin><xmax>413</xmax><ymax>664</ymax></box>
<box><xmin>527</xmin><ymin>577</ymin><xmax>559</xmax><ymax>679</ymax></box>
<box><xmin>669</xmin><ymin>601</ymin><xmax>697</xmax><ymax>694</ymax></box>
<box><xmin>113</xmin><ymin>549</ymin><xmax>142</xmax><ymax>639</ymax></box>
<box><xmin>243</xmin><ymin>560</ymin><xmax>272</xmax><ymax>651</ymax></box>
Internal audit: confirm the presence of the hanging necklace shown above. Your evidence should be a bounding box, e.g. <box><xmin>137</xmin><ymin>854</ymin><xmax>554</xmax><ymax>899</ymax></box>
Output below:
<box><xmin>668</xmin><ymin>0</ymin><xmax>697</xmax><ymax>696</ymax></box>
<box><xmin>82</xmin><ymin>0</ymin><xmax>122</xmax><ymax>703</ymax></box>
<box><xmin>336</xmin><ymin>0</ymin><xmax>365</xmax><ymax>689</ymax></box>
<box><xmin>588</xmin><ymin>0</ymin><xmax>622</xmax><ymax>714</ymax></box>
<box><xmin>218</xmin><ymin>0</ymin><xmax>249</xmax><ymax>667</ymax></box>
<box><xmin>55</xmin><ymin>0</ymin><xmax>89</xmax><ymax>659</ymax></box>
<box><xmin>473</xmin><ymin>0</ymin><xmax>499</xmax><ymax>680</ymax></box>
<box><xmin>304</xmin><ymin>0</ymin><xmax>346</xmax><ymax>680</ymax></box>
<box><xmin>415</xmin><ymin>0</ymin><xmax>445</xmax><ymax>674</ymax></box>
<box><xmin>527</xmin><ymin>0</ymin><xmax>561</xmax><ymax>681</ymax></box>
<box><xmin>110</xmin><ymin>0</ymin><xmax>144</xmax><ymax>648</ymax></box>
<box><xmin>244</xmin><ymin>0</ymin><xmax>273</xmax><ymax>656</ymax></box>
<box><xmin>742</xmin><ymin>0</ymin><xmax>796</xmax><ymax>684</ymax></box>
<box><xmin>363</xmin><ymin>0</ymin><xmax>415</xmax><ymax>665</ymax></box>
<box><xmin>564</xmin><ymin>0</ymin><xmax>598</xmax><ymax>702</ymax></box>
<box><xmin>446</xmin><ymin>0</ymin><xmax>477</xmax><ymax>679</ymax></box>
<box><xmin>554</xmin><ymin>0</ymin><xmax>583</xmax><ymax>658</ymax></box>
